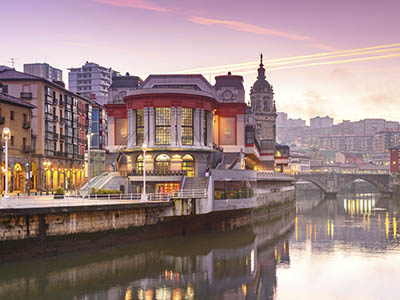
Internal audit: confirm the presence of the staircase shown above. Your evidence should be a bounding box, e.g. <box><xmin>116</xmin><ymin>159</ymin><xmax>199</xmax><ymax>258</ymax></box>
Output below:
<box><xmin>79</xmin><ymin>172</ymin><xmax>120</xmax><ymax>196</ymax></box>
<box><xmin>182</xmin><ymin>177</ymin><xmax>209</xmax><ymax>196</ymax></box>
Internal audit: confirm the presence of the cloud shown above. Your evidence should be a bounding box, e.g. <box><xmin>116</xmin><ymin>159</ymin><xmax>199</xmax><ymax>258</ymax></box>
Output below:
<box><xmin>187</xmin><ymin>16</ymin><xmax>312</xmax><ymax>41</ymax></box>
<box><xmin>90</xmin><ymin>0</ymin><xmax>171</xmax><ymax>12</ymax></box>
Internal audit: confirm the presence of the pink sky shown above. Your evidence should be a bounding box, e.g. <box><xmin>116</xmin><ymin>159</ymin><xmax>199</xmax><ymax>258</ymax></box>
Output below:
<box><xmin>1</xmin><ymin>0</ymin><xmax>400</xmax><ymax>123</ymax></box>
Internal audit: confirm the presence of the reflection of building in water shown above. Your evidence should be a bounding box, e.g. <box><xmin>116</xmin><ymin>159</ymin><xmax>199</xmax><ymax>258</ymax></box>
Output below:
<box><xmin>294</xmin><ymin>192</ymin><xmax>399</xmax><ymax>254</ymax></box>
<box><xmin>0</xmin><ymin>212</ymin><xmax>294</xmax><ymax>300</ymax></box>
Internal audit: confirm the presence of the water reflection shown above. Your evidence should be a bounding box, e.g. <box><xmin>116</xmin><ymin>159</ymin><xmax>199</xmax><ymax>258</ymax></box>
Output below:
<box><xmin>1</xmin><ymin>190</ymin><xmax>400</xmax><ymax>299</ymax></box>
<box><xmin>0</xmin><ymin>210</ymin><xmax>294</xmax><ymax>300</ymax></box>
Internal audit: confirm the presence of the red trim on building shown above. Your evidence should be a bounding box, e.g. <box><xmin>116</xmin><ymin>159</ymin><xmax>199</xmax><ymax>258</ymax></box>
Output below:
<box><xmin>216</xmin><ymin>103</ymin><xmax>247</xmax><ymax>117</ymax></box>
<box><xmin>124</xmin><ymin>94</ymin><xmax>217</xmax><ymax>111</ymax></box>
<box><xmin>245</xmin><ymin>143</ymin><xmax>254</xmax><ymax>147</ymax></box>
<box><xmin>260</xmin><ymin>153</ymin><xmax>274</xmax><ymax>156</ymax></box>
<box><xmin>104</xmin><ymin>103</ymin><xmax>127</xmax><ymax>118</ymax></box>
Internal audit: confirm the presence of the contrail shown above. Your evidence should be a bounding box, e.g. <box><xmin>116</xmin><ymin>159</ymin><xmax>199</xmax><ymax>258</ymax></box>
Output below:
<box><xmin>196</xmin><ymin>47</ymin><xmax>400</xmax><ymax>75</ymax></box>
<box><xmin>238</xmin><ymin>53</ymin><xmax>400</xmax><ymax>74</ymax></box>
<box><xmin>174</xmin><ymin>43</ymin><xmax>400</xmax><ymax>74</ymax></box>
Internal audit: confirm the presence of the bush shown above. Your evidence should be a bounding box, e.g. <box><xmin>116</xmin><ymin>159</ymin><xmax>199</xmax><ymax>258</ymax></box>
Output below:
<box><xmin>54</xmin><ymin>187</ymin><xmax>64</xmax><ymax>195</ymax></box>
<box><xmin>91</xmin><ymin>187</ymin><xmax>122</xmax><ymax>195</ymax></box>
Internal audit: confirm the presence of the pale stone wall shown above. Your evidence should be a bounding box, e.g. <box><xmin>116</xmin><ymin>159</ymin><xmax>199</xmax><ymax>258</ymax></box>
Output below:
<box><xmin>0</xmin><ymin>206</ymin><xmax>166</xmax><ymax>241</ymax></box>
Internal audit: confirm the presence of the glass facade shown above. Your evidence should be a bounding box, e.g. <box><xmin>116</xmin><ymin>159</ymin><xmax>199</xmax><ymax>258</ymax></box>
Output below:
<box><xmin>155</xmin><ymin>108</ymin><xmax>171</xmax><ymax>145</ymax></box>
<box><xmin>182</xmin><ymin>108</ymin><xmax>193</xmax><ymax>145</ymax></box>
<box><xmin>136</xmin><ymin>109</ymin><xmax>144</xmax><ymax>146</ymax></box>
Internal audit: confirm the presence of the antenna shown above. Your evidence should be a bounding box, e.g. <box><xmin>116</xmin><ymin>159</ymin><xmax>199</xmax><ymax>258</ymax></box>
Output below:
<box><xmin>10</xmin><ymin>58</ymin><xmax>15</xmax><ymax>68</ymax></box>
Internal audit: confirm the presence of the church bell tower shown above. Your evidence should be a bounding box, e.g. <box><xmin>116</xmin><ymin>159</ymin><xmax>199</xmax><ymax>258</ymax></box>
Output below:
<box><xmin>250</xmin><ymin>54</ymin><xmax>277</xmax><ymax>142</ymax></box>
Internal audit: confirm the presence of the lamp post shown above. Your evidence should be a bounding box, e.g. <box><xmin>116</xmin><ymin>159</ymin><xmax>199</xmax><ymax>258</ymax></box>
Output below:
<box><xmin>141</xmin><ymin>143</ymin><xmax>147</xmax><ymax>202</ymax></box>
<box><xmin>2</xmin><ymin>127</ymin><xmax>10</xmax><ymax>198</ymax></box>
<box><xmin>87</xmin><ymin>131</ymin><xmax>93</xmax><ymax>199</ymax></box>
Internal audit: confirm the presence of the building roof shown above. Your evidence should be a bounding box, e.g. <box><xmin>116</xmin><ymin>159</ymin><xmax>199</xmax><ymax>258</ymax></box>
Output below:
<box><xmin>110</xmin><ymin>74</ymin><xmax>143</xmax><ymax>88</ymax></box>
<box><xmin>214</xmin><ymin>72</ymin><xmax>244</xmax><ymax>89</ymax></box>
<box><xmin>0</xmin><ymin>92</ymin><xmax>36</xmax><ymax>109</ymax></box>
<box><xmin>0</xmin><ymin>69</ymin><xmax>93</xmax><ymax>103</ymax></box>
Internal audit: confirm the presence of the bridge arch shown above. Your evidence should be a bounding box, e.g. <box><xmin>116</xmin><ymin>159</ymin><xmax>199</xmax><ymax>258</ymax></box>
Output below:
<box><xmin>337</xmin><ymin>175</ymin><xmax>387</xmax><ymax>194</ymax></box>
<box><xmin>295</xmin><ymin>177</ymin><xmax>329</xmax><ymax>194</ymax></box>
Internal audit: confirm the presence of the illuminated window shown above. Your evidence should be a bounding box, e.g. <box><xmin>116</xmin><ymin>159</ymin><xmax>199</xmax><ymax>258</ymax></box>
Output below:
<box><xmin>155</xmin><ymin>154</ymin><xmax>171</xmax><ymax>172</ymax></box>
<box><xmin>136</xmin><ymin>109</ymin><xmax>144</xmax><ymax>146</ymax></box>
<box><xmin>136</xmin><ymin>155</ymin><xmax>144</xmax><ymax>173</ymax></box>
<box><xmin>182</xmin><ymin>154</ymin><xmax>195</xmax><ymax>177</ymax></box>
<box><xmin>155</xmin><ymin>108</ymin><xmax>171</xmax><ymax>145</ymax></box>
<box><xmin>203</xmin><ymin>112</ymin><xmax>207</xmax><ymax>146</ymax></box>
<box><xmin>182</xmin><ymin>108</ymin><xmax>193</xmax><ymax>145</ymax></box>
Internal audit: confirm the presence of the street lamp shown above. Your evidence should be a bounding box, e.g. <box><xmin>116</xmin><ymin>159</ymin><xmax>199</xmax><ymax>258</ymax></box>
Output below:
<box><xmin>141</xmin><ymin>143</ymin><xmax>147</xmax><ymax>202</ymax></box>
<box><xmin>87</xmin><ymin>131</ymin><xmax>94</xmax><ymax>199</ymax></box>
<box><xmin>2</xmin><ymin>127</ymin><xmax>10</xmax><ymax>198</ymax></box>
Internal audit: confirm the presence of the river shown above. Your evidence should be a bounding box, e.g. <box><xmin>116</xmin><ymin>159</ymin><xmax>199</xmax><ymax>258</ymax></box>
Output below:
<box><xmin>0</xmin><ymin>188</ymin><xmax>399</xmax><ymax>300</ymax></box>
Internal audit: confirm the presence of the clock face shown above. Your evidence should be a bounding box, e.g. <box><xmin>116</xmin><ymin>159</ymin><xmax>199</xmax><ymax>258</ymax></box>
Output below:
<box><xmin>222</xmin><ymin>89</ymin><xmax>233</xmax><ymax>100</ymax></box>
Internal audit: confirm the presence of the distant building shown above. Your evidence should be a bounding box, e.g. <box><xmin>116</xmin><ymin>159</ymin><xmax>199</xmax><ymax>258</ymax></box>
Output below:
<box><xmin>68</xmin><ymin>62</ymin><xmax>118</xmax><ymax>105</ymax></box>
<box><xmin>335</xmin><ymin>152</ymin><xmax>365</xmax><ymax>166</ymax></box>
<box><xmin>108</xmin><ymin>73</ymin><xmax>143</xmax><ymax>104</ymax></box>
<box><xmin>390</xmin><ymin>147</ymin><xmax>400</xmax><ymax>173</ymax></box>
<box><xmin>310</xmin><ymin>116</ymin><xmax>333</xmax><ymax>129</ymax></box>
<box><xmin>24</xmin><ymin>63</ymin><xmax>62</xmax><ymax>82</ymax></box>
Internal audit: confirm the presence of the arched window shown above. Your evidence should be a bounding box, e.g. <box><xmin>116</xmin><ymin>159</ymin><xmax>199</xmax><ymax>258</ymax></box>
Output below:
<box><xmin>155</xmin><ymin>154</ymin><xmax>171</xmax><ymax>173</ymax></box>
<box><xmin>182</xmin><ymin>154</ymin><xmax>195</xmax><ymax>177</ymax></box>
<box><xmin>263</xmin><ymin>96</ymin><xmax>269</xmax><ymax>111</ymax></box>
<box><xmin>136</xmin><ymin>155</ymin><xmax>144</xmax><ymax>174</ymax></box>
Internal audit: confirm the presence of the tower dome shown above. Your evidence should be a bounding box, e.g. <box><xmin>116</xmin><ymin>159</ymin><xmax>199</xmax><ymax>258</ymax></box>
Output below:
<box><xmin>251</xmin><ymin>53</ymin><xmax>272</xmax><ymax>93</ymax></box>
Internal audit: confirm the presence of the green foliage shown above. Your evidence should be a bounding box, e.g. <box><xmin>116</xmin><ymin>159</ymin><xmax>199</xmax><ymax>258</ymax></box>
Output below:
<box><xmin>90</xmin><ymin>187</ymin><xmax>122</xmax><ymax>195</ymax></box>
<box><xmin>54</xmin><ymin>187</ymin><xmax>64</xmax><ymax>195</ymax></box>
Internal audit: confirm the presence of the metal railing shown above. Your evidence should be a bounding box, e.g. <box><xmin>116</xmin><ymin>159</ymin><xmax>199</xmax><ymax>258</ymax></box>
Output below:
<box><xmin>84</xmin><ymin>189</ymin><xmax>207</xmax><ymax>201</ymax></box>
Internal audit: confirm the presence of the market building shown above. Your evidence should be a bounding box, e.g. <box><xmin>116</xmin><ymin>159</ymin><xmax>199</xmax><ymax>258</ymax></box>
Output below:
<box><xmin>104</xmin><ymin>56</ymin><xmax>285</xmax><ymax>194</ymax></box>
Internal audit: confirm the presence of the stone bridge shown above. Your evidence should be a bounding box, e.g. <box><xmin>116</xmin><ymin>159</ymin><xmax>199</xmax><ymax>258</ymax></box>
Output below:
<box><xmin>295</xmin><ymin>173</ymin><xmax>393</xmax><ymax>197</ymax></box>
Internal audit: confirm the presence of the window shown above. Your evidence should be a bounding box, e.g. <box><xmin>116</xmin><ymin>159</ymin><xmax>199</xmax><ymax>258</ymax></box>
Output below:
<box><xmin>155</xmin><ymin>154</ymin><xmax>171</xmax><ymax>173</ymax></box>
<box><xmin>155</xmin><ymin>108</ymin><xmax>170</xmax><ymax>145</ymax></box>
<box><xmin>136</xmin><ymin>109</ymin><xmax>144</xmax><ymax>146</ymax></box>
<box><xmin>10</xmin><ymin>111</ymin><xmax>14</xmax><ymax>120</ymax></box>
<box><xmin>136</xmin><ymin>155</ymin><xmax>144</xmax><ymax>174</ymax></box>
<box><xmin>182</xmin><ymin>154</ymin><xmax>195</xmax><ymax>177</ymax></box>
<box><xmin>203</xmin><ymin>112</ymin><xmax>207</xmax><ymax>146</ymax></box>
<box><xmin>11</xmin><ymin>136</ymin><xmax>14</xmax><ymax>146</ymax></box>
<box><xmin>181</xmin><ymin>108</ymin><xmax>193</xmax><ymax>145</ymax></box>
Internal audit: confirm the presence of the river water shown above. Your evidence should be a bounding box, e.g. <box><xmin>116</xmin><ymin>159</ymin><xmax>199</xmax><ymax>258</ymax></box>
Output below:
<box><xmin>1</xmin><ymin>189</ymin><xmax>400</xmax><ymax>300</ymax></box>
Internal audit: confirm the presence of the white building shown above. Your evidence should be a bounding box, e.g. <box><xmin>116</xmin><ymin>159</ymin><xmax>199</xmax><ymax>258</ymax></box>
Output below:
<box><xmin>24</xmin><ymin>63</ymin><xmax>62</xmax><ymax>81</ymax></box>
<box><xmin>68</xmin><ymin>62</ymin><xmax>117</xmax><ymax>105</ymax></box>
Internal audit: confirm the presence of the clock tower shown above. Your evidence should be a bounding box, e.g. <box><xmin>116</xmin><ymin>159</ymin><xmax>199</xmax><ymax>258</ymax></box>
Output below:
<box><xmin>250</xmin><ymin>54</ymin><xmax>277</xmax><ymax>142</ymax></box>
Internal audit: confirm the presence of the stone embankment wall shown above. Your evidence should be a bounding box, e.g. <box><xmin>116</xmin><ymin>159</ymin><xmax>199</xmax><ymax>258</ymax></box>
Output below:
<box><xmin>0</xmin><ymin>187</ymin><xmax>296</xmax><ymax>262</ymax></box>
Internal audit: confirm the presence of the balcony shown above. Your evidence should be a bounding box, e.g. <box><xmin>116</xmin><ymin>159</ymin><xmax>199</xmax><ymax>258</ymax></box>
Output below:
<box><xmin>60</xmin><ymin>117</ymin><xmax>65</xmax><ymax>124</ymax></box>
<box><xmin>20</xmin><ymin>92</ymin><xmax>33</xmax><ymax>100</ymax></box>
<box><xmin>53</xmin><ymin>99</ymin><xmax>58</xmax><ymax>105</ymax></box>
<box><xmin>22</xmin><ymin>121</ymin><xmax>31</xmax><ymax>129</ymax></box>
<box><xmin>53</xmin><ymin>116</ymin><xmax>59</xmax><ymax>123</ymax></box>
<box><xmin>59</xmin><ymin>100</ymin><xmax>64</xmax><ymax>107</ymax></box>
<box><xmin>54</xmin><ymin>133</ymin><xmax>59</xmax><ymax>140</ymax></box>
<box><xmin>60</xmin><ymin>134</ymin><xmax>65</xmax><ymax>142</ymax></box>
